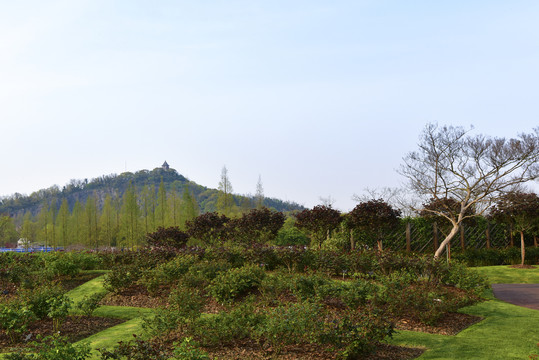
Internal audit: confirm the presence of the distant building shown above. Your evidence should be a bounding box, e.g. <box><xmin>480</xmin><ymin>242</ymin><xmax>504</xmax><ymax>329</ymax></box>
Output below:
<box><xmin>162</xmin><ymin>161</ymin><xmax>170</xmax><ymax>170</ymax></box>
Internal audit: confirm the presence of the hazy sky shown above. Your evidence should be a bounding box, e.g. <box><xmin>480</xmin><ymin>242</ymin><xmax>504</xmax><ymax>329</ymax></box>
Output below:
<box><xmin>1</xmin><ymin>0</ymin><xmax>539</xmax><ymax>211</ymax></box>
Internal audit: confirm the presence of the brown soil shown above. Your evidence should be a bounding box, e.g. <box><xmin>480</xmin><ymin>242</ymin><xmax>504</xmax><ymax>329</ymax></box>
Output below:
<box><xmin>0</xmin><ymin>315</ymin><xmax>125</xmax><ymax>353</ymax></box>
<box><xmin>101</xmin><ymin>284</ymin><xmax>168</xmax><ymax>308</ymax></box>
<box><xmin>508</xmin><ymin>264</ymin><xmax>536</xmax><ymax>269</ymax></box>
<box><xmin>395</xmin><ymin>312</ymin><xmax>483</xmax><ymax>335</ymax></box>
<box><xmin>204</xmin><ymin>340</ymin><xmax>424</xmax><ymax>360</ymax></box>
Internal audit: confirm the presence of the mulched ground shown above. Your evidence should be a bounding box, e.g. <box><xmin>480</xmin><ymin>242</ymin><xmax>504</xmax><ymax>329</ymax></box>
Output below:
<box><xmin>0</xmin><ymin>315</ymin><xmax>125</xmax><ymax>353</ymax></box>
<box><xmin>395</xmin><ymin>312</ymin><xmax>483</xmax><ymax>335</ymax></box>
<box><xmin>101</xmin><ymin>284</ymin><xmax>168</xmax><ymax>308</ymax></box>
<box><xmin>203</xmin><ymin>340</ymin><xmax>424</xmax><ymax>360</ymax></box>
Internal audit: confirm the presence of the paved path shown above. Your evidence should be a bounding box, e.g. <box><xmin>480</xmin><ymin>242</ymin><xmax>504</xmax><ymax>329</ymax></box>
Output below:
<box><xmin>492</xmin><ymin>284</ymin><xmax>539</xmax><ymax>310</ymax></box>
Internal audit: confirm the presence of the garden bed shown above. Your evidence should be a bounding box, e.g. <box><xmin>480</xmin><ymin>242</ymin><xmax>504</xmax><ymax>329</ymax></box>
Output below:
<box><xmin>0</xmin><ymin>315</ymin><xmax>125</xmax><ymax>353</ymax></box>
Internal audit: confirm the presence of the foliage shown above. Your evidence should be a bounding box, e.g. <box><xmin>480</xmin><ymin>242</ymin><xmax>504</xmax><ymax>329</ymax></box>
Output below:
<box><xmin>146</xmin><ymin>226</ymin><xmax>189</xmax><ymax>249</ymax></box>
<box><xmin>274</xmin><ymin>226</ymin><xmax>310</xmax><ymax>246</ymax></box>
<box><xmin>207</xmin><ymin>264</ymin><xmax>266</xmax><ymax>303</ymax></box>
<box><xmin>400</xmin><ymin>123</ymin><xmax>539</xmax><ymax>258</ymax></box>
<box><xmin>191</xmin><ymin>300</ymin><xmax>263</xmax><ymax>346</ymax></box>
<box><xmin>295</xmin><ymin>205</ymin><xmax>342</xmax><ymax>248</ymax></box>
<box><xmin>46</xmin><ymin>293</ymin><xmax>73</xmax><ymax>332</ymax></box>
<box><xmin>98</xmin><ymin>335</ymin><xmax>170</xmax><ymax>360</ymax></box>
<box><xmin>172</xmin><ymin>337</ymin><xmax>211</xmax><ymax>360</ymax></box>
<box><xmin>5</xmin><ymin>334</ymin><xmax>91</xmax><ymax>360</ymax></box>
<box><xmin>186</xmin><ymin>212</ymin><xmax>230</xmax><ymax>245</ymax></box>
<box><xmin>76</xmin><ymin>291</ymin><xmax>107</xmax><ymax>316</ymax></box>
<box><xmin>234</xmin><ymin>207</ymin><xmax>285</xmax><ymax>243</ymax></box>
<box><xmin>347</xmin><ymin>199</ymin><xmax>401</xmax><ymax>250</ymax></box>
<box><xmin>18</xmin><ymin>284</ymin><xmax>66</xmax><ymax>320</ymax></box>
<box><xmin>0</xmin><ymin>302</ymin><xmax>36</xmax><ymax>343</ymax></box>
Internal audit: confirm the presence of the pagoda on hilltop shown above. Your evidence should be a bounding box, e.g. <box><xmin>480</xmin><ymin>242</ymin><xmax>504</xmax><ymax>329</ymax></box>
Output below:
<box><xmin>162</xmin><ymin>161</ymin><xmax>170</xmax><ymax>170</ymax></box>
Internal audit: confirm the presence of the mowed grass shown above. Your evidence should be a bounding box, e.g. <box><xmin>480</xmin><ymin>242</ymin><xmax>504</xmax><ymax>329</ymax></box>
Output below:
<box><xmin>389</xmin><ymin>265</ymin><xmax>539</xmax><ymax>359</ymax></box>
<box><xmin>470</xmin><ymin>265</ymin><xmax>539</xmax><ymax>284</ymax></box>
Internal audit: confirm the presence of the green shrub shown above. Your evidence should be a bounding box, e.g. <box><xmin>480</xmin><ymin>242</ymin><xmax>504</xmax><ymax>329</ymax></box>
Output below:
<box><xmin>0</xmin><ymin>302</ymin><xmax>36</xmax><ymax>344</ymax></box>
<box><xmin>291</xmin><ymin>273</ymin><xmax>331</xmax><ymax>301</ymax></box>
<box><xmin>76</xmin><ymin>291</ymin><xmax>107</xmax><ymax>317</ymax></box>
<box><xmin>5</xmin><ymin>334</ymin><xmax>91</xmax><ymax>360</ymax></box>
<box><xmin>98</xmin><ymin>335</ymin><xmax>169</xmax><ymax>360</ymax></box>
<box><xmin>168</xmin><ymin>285</ymin><xmax>205</xmax><ymax>321</ymax></box>
<box><xmin>258</xmin><ymin>301</ymin><xmax>321</xmax><ymax>352</ymax></box>
<box><xmin>46</xmin><ymin>294</ymin><xmax>72</xmax><ymax>332</ymax></box>
<box><xmin>18</xmin><ymin>284</ymin><xmax>66</xmax><ymax>320</ymax></box>
<box><xmin>274</xmin><ymin>227</ymin><xmax>310</xmax><ymax>246</ymax></box>
<box><xmin>207</xmin><ymin>265</ymin><xmax>265</xmax><ymax>304</ymax></box>
<box><xmin>319</xmin><ymin>307</ymin><xmax>394</xmax><ymax>359</ymax></box>
<box><xmin>103</xmin><ymin>264</ymin><xmax>141</xmax><ymax>293</ymax></box>
<box><xmin>172</xmin><ymin>337</ymin><xmax>210</xmax><ymax>360</ymax></box>
<box><xmin>183</xmin><ymin>259</ymin><xmax>231</xmax><ymax>289</ymax></box>
<box><xmin>45</xmin><ymin>254</ymin><xmax>80</xmax><ymax>277</ymax></box>
<box><xmin>192</xmin><ymin>300</ymin><xmax>263</xmax><ymax>346</ymax></box>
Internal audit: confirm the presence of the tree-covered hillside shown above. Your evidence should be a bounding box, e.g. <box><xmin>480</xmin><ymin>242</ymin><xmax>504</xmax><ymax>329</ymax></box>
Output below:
<box><xmin>0</xmin><ymin>166</ymin><xmax>303</xmax><ymax>218</ymax></box>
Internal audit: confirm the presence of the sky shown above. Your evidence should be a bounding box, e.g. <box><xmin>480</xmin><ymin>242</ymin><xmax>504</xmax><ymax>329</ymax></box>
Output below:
<box><xmin>1</xmin><ymin>0</ymin><xmax>539</xmax><ymax>211</ymax></box>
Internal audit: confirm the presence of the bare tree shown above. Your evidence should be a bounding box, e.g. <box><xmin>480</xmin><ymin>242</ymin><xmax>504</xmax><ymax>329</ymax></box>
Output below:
<box><xmin>400</xmin><ymin>123</ymin><xmax>539</xmax><ymax>258</ymax></box>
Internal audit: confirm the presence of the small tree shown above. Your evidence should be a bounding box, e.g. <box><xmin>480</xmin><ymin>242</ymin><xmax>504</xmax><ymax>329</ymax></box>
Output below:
<box><xmin>186</xmin><ymin>212</ymin><xmax>230</xmax><ymax>245</ymax></box>
<box><xmin>490</xmin><ymin>192</ymin><xmax>539</xmax><ymax>266</ymax></box>
<box><xmin>294</xmin><ymin>205</ymin><xmax>342</xmax><ymax>249</ymax></box>
<box><xmin>347</xmin><ymin>199</ymin><xmax>401</xmax><ymax>251</ymax></box>
<box><xmin>400</xmin><ymin>123</ymin><xmax>539</xmax><ymax>258</ymax></box>
<box><xmin>235</xmin><ymin>207</ymin><xmax>285</xmax><ymax>243</ymax></box>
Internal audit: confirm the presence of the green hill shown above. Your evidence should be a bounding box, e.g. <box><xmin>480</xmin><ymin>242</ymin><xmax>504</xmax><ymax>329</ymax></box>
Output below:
<box><xmin>0</xmin><ymin>165</ymin><xmax>304</xmax><ymax>218</ymax></box>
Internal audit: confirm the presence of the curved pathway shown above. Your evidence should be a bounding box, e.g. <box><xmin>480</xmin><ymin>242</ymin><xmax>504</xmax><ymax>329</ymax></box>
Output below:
<box><xmin>491</xmin><ymin>283</ymin><xmax>539</xmax><ymax>310</ymax></box>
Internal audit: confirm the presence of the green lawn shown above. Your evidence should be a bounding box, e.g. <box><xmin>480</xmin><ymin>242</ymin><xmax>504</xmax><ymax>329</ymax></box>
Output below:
<box><xmin>389</xmin><ymin>265</ymin><xmax>539</xmax><ymax>359</ymax></box>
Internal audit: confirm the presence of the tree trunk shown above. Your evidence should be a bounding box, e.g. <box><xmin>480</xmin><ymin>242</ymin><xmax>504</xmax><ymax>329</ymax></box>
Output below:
<box><xmin>434</xmin><ymin>224</ymin><xmax>460</xmax><ymax>259</ymax></box>
<box><xmin>350</xmin><ymin>229</ymin><xmax>355</xmax><ymax>251</ymax></box>
<box><xmin>459</xmin><ymin>224</ymin><xmax>465</xmax><ymax>251</ymax></box>
<box><xmin>521</xmin><ymin>231</ymin><xmax>525</xmax><ymax>266</ymax></box>
<box><xmin>534</xmin><ymin>235</ymin><xmax>537</xmax><ymax>248</ymax></box>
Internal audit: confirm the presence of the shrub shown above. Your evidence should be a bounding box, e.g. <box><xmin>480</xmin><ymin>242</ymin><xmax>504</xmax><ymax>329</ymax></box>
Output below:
<box><xmin>0</xmin><ymin>302</ymin><xmax>36</xmax><ymax>344</ymax></box>
<box><xmin>291</xmin><ymin>273</ymin><xmax>332</xmax><ymax>301</ymax></box>
<box><xmin>191</xmin><ymin>300</ymin><xmax>263</xmax><ymax>346</ymax></box>
<box><xmin>320</xmin><ymin>307</ymin><xmax>394</xmax><ymax>359</ymax></box>
<box><xmin>172</xmin><ymin>337</ymin><xmax>210</xmax><ymax>360</ymax></box>
<box><xmin>139</xmin><ymin>255</ymin><xmax>198</xmax><ymax>295</ymax></box>
<box><xmin>98</xmin><ymin>335</ymin><xmax>169</xmax><ymax>360</ymax></box>
<box><xmin>5</xmin><ymin>334</ymin><xmax>91</xmax><ymax>360</ymax></box>
<box><xmin>274</xmin><ymin>227</ymin><xmax>310</xmax><ymax>246</ymax></box>
<box><xmin>168</xmin><ymin>285</ymin><xmax>205</xmax><ymax>321</ymax></box>
<box><xmin>76</xmin><ymin>291</ymin><xmax>107</xmax><ymax>317</ymax></box>
<box><xmin>46</xmin><ymin>294</ymin><xmax>72</xmax><ymax>332</ymax></box>
<box><xmin>258</xmin><ymin>301</ymin><xmax>321</xmax><ymax>352</ymax></box>
<box><xmin>18</xmin><ymin>284</ymin><xmax>66</xmax><ymax>320</ymax></box>
<box><xmin>103</xmin><ymin>264</ymin><xmax>141</xmax><ymax>293</ymax></box>
<box><xmin>207</xmin><ymin>264</ymin><xmax>266</xmax><ymax>304</ymax></box>
<box><xmin>183</xmin><ymin>259</ymin><xmax>231</xmax><ymax>289</ymax></box>
<box><xmin>147</xmin><ymin>226</ymin><xmax>190</xmax><ymax>249</ymax></box>
<box><xmin>45</xmin><ymin>255</ymin><xmax>80</xmax><ymax>277</ymax></box>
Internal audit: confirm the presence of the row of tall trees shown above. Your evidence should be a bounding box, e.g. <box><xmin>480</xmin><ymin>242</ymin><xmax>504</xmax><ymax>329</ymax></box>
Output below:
<box><xmin>2</xmin><ymin>180</ymin><xmax>200</xmax><ymax>249</ymax></box>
